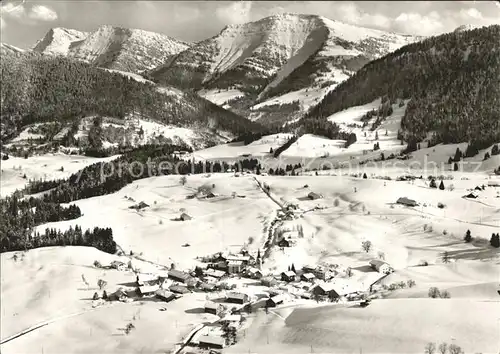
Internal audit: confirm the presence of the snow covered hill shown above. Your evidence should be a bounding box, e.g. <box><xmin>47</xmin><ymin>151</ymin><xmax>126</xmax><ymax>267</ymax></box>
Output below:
<box><xmin>33</xmin><ymin>25</ymin><xmax>190</xmax><ymax>74</ymax></box>
<box><xmin>150</xmin><ymin>13</ymin><xmax>420</xmax><ymax>125</ymax></box>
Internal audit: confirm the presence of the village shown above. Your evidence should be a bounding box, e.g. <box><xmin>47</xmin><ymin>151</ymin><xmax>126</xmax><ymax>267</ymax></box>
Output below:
<box><xmin>90</xmin><ymin>195</ymin><xmax>396</xmax><ymax>354</ymax></box>
<box><xmin>80</xmin><ymin>170</ymin><xmax>500</xmax><ymax>354</ymax></box>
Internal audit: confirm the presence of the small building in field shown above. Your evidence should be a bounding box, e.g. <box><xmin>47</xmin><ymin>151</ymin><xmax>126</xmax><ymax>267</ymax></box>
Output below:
<box><xmin>168</xmin><ymin>269</ymin><xmax>192</xmax><ymax>283</ymax></box>
<box><xmin>110</xmin><ymin>261</ymin><xmax>127</xmax><ymax>271</ymax></box>
<box><xmin>474</xmin><ymin>186</ymin><xmax>484</xmax><ymax>191</ymax></box>
<box><xmin>204</xmin><ymin>301</ymin><xmax>224</xmax><ymax>316</ymax></box>
<box><xmin>138</xmin><ymin>284</ymin><xmax>160</xmax><ymax>296</ymax></box>
<box><xmin>155</xmin><ymin>289</ymin><xmax>176</xmax><ymax>302</ymax></box>
<box><xmin>463</xmin><ymin>192</ymin><xmax>479</xmax><ymax>199</ymax></box>
<box><xmin>488</xmin><ymin>180</ymin><xmax>500</xmax><ymax>187</ymax></box>
<box><xmin>308</xmin><ymin>192</ymin><xmax>322</xmax><ymax>200</ymax></box>
<box><xmin>180</xmin><ymin>212</ymin><xmax>192</xmax><ymax>221</ymax></box>
<box><xmin>281</xmin><ymin>271</ymin><xmax>296</xmax><ymax>282</ymax></box>
<box><xmin>226</xmin><ymin>292</ymin><xmax>249</xmax><ymax>304</ymax></box>
<box><xmin>169</xmin><ymin>285</ymin><xmax>190</xmax><ymax>294</ymax></box>
<box><xmin>301</xmin><ymin>273</ymin><xmax>315</xmax><ymax>282</ymax></box>
<box><xmin>266</xmin><ymin>294</ymin><xmax>285</xmax><ymax>308</ymax></box>
<box><xmin>396</xmin><ymin>197</ymin><xmax>417</xmax><ymax>207</ymax></box>
<box><xmin>199</xmin><ymin>335</ymin><xmax>225</xmax><ymax>349</ymax></box>
<box><xmin>369</xmin><ymin>260</ymin><xmax>393</xmax><ymax>274</ymax></box>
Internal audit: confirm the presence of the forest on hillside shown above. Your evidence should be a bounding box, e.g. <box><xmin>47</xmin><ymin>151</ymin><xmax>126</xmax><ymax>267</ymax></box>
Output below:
<box><xmin>305</xmin><ymin>26</ymin><xmax>500</xmax><ymax>149</ymax></box>
<box><xmin>0</xmin><ymin>53</ymin><xmax>263</xmax><ymax>142</ymax></box>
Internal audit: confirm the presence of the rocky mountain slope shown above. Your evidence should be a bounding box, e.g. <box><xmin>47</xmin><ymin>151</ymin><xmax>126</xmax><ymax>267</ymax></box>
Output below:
<box><xmin>0</xmin><ymin>51</ymin><xmax>264</xmax><ymax>151</ymax></box>
<box><xmin>303</xmin><ymin>25</ymin><xmax>500</xmax><ymax>150</ymax></box>
<box><xmin>33</xmin><ymin>25</ymin><xmax>190</xmax><ymax>74</ymax></box>
<box><xmin>148</xmin><ymin>13</ymin><xmax>420</xmax><ymax>126</ymax></box>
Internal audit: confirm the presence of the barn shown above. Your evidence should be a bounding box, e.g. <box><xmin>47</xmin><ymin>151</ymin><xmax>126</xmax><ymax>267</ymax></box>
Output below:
<box><xmin>396</xmin><ymin>197</ymin><xmax>417</xmax><ymax>207</ymax></box>
<box><xmin>369</xmin><ymin>260</ymin><xmax>393</xmax><ymax>274</ymax></box>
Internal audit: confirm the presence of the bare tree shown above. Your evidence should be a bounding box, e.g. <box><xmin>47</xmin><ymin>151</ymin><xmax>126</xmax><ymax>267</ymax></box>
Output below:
<box><xmin>424</xmin><ymin>342</ymin><xmax>436</xmax><ymax>354</ymax></box>
<box><xmin>97</xmin><ymin>279</ymin><xmax>107</xmax><ymax>290</ymax></box>
<box><xmin>346</xmin><ymin>267</ymin><xmax>352</xmax><ymax>277</ymax></box>
<box><xmin>361</xmin><ymin>240</ymin><xmax>372</xmax><ymax>253</ymax></box>
<box><xmin>407</xmin><ymin>279</ymin><xmax>416</xmax><ymax>288</ymax></box>
<box><xmin>378</xmin><ymin>251</ymin><xmax>385</xmax><ymax>260</ymax></box>
<box><xmin>438</xmin><ymin>343</ymin><xmax>448</xmax><ymax>354</ymax></box>
<box><xmin>81</xmin><ymin>274</ymin><xmax>90</xmax><ymax>289</ymax></box>
<box><xmin>448</xmin><ymin>344</ymin><xmax>464</xmax><ymax>354</ymax></box>
<box><xmin>179</xmin><ymin>176</ymin><xmax>187</xmax><ymax>186</ymax></box>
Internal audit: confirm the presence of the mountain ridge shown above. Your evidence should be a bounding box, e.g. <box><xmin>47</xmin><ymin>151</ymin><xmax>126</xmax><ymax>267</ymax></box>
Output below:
<box><xmin>148</xmin><ymin>13</ymin><xmax>421</xmax><ymax>126</ymax></box>
<box><xmin>32</xmin><ymin>25</ymin><xmax>190</xmax><ymax>74</ymax></box>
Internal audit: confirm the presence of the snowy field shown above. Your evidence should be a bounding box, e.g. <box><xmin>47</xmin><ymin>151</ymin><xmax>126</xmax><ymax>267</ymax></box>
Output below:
<box><xmin>0</xmin><ymin>153</ymin><xmax>120</xmax><ymax>197</ymax></box>
<box><xmin>0</xmin><ymin>247</ymin><xmax>215</xmax><ymax>354</ymax></box>
<box><xmin>198</xmin><ymin>88</ymin><xmax>246</xmax><ymax>105</ymax></box>
<box><xmin>31</xmin><ymin>174</ymin><xmax>278</xmax><ymax>270</ymax></box>
<box><xmin>1</xmin><ymin>139</ymin><xmax>499</xmax><ymax>354</ymax></box>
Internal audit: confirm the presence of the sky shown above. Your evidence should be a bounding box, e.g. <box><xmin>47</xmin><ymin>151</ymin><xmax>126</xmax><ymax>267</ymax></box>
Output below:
<box><xmin>1</xmin><ymin>0</ymin><xmax>499</xmax><ymax>49</ymax></box>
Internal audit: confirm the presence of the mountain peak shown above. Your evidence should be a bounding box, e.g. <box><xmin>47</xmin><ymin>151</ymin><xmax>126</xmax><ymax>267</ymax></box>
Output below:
<box><xmin>33</xmin><ymin>25</ymin><xmax>190</xmax><ymax>73</ymax></box>
<box><xmin>33</xmin><ymin>27</ymin><xmax>88</xmax><ymax>55</ymax></box>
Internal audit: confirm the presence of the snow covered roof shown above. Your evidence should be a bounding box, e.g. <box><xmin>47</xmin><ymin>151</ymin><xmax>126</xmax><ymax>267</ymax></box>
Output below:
<box><xmin>282</xmin><ymin>271</ymin><xmax>296</xmax><ymax>277</ymax></box>
<box><xmin>225</xmin><ymin>255</ymin><xmax>251</xmax><ymax>262</ymax></box>
<box><xmin>205</xmin><ymin>269</ymin><xmax>226</xmax><ymax>278</ymax></box>
<box><xmin>168</xmin><ymin>269</ymin><xmax>191</xmax><ymax>281</ymax></box>
<box><xmin>204</xmin><ymin>301</ymin><xmax>222</xmax><ymax>310</ymax></box>
<box><xmin>269</xmin><ymin>294</ymin><xmax>286</xmax><ymax>304</ymax></box>
<box><xmin>138</xmin><ymin>284</ymin><xmax>160</xmax><ymax>294</ymax></box>
<box><xmin>369</xmin><ymin>260</ymin><xmax>388</xmax><ymax>268</ymax></box>
<box><xmin>227</xmin><ymin>292</ymin><xmax>248</xmax><ymax>300</ymax></box>
<box><xmin>199</xmin><ymin>335</ymin><xmax>225</xmax><ymax>347</ymax></box>
<box><xmin>137</xmin><ymin>273</ymin><xmax>158</xmax><ymax>282</ymax></box>
<box><xmin>221</xmin><ymin>314</ymin><xmax>241</xmax><ymax>322</ymax></box>
<box><xmin>302</xmin><ymin>273</ymin><xmax>315</xmax><ymax>279</ymax></box>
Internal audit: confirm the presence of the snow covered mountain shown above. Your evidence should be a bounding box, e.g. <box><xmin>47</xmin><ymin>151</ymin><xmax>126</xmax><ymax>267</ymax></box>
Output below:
<box><xmin>33</xmin><ymin>27</ymin><xmax>89</xmax><ymax>55</ymax></box>
<box><xmin>0</xmin><ymin>43</ymin><xmax>25</xmax><ymax>56</ymax></box>
<box><xmin>149</xmin><ymin>13</ymin><xmax>421</xmax><ymax>126</ymax></box>
<box><xmin>33</xmin><ymin>25</ymin><xmax>190</xmax><ymax>74</ymax></box>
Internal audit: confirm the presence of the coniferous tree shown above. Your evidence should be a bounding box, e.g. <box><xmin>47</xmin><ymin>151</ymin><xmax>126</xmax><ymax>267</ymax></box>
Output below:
<box><xmin>439</xmin><ymin>180</ymin><xmax>445</xmax><ymax>190</ymax></box>
<box><xmin>464</xmin><ymin>230</ymin><xmax>472</xmax><ymax>243</ymax></box>
<box><xmin>490</xmin><ymin>233</ymin><xmax>500</xmax><ymax>248</ymax></box>
<box><xmin>454</xmin><ymin>163</ymin><xmax>459</xmax><ymax>171</ymax></box>
<box><xmin>430</xmin><ymin>179</ymin><xmax>437</xmax><ymax>188</ymax></box>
